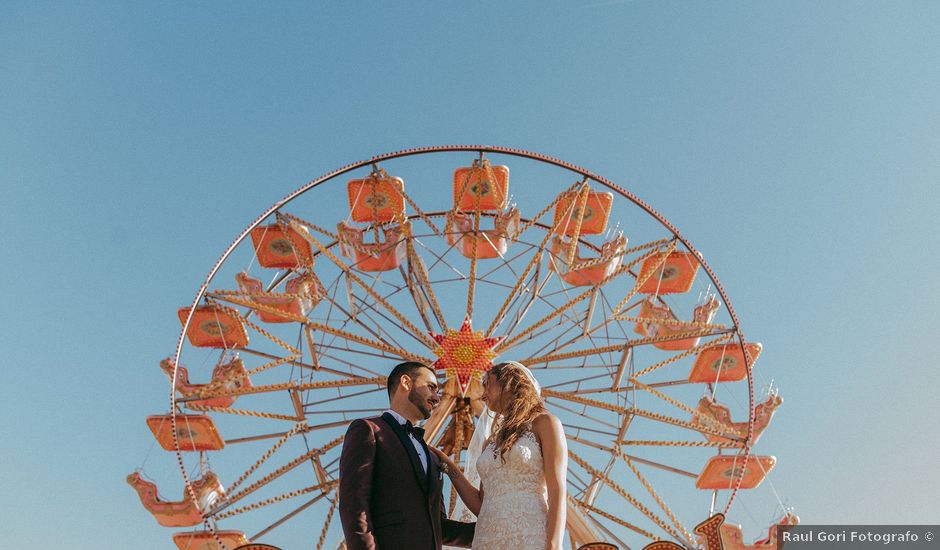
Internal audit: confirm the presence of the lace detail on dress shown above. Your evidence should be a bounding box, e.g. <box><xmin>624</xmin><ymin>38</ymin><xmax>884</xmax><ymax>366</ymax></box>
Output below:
<box><xmin>472</xmin><ymin>430</ymin><xmax>548</xmax><ymax>549</ymax></box>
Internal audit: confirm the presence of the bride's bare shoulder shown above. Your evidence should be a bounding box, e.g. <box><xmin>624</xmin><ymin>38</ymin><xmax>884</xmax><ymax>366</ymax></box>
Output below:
<box><xmin>531</xmin><ymin>412</ymin><xmax>563</xmax><ymax>437</ymax></box>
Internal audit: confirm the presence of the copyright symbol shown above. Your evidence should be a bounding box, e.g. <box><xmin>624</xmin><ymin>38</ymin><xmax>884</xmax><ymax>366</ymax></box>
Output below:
<box><xmin>926</xmin><ymin>532</ymin><xmax>934</xmax><ymax>542</ymax></box>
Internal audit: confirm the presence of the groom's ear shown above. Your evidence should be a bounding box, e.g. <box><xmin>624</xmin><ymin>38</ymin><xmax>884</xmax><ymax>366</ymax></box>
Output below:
<box><xmin>398</xmin><ymin>374</ymin><xmax>413</xmax><ymax>393</ymax></box>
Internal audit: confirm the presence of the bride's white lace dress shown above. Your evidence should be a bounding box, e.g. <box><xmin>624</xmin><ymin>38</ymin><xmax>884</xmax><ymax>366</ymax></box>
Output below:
<box><xmin>472</xmin><ymin>430</ymin><xmax>548</xmax><ymax>549</ymax></box>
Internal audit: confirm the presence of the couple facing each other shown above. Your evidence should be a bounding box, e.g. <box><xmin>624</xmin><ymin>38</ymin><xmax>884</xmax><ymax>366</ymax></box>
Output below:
<box><xmin>338</xmin><ymin>360</ymin><xmax>568</xmax><ymax>550</ymax></box>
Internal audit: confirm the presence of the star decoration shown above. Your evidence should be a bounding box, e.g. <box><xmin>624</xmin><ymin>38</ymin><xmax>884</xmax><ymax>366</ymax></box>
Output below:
<box><xmin>430</xmin><ymin>316</ymin><xmax>504</xmax><ymax>394</ymax></box>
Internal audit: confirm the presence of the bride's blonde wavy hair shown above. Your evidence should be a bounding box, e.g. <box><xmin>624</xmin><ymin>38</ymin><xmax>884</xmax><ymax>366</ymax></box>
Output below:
<box><xmin>487</xmin><ymin>361</ymin><xmax>545</xmax><ymax>463</ymax></box>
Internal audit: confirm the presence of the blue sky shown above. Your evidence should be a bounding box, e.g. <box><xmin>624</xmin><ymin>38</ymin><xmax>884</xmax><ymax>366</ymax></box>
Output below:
<box><xmin>2</xmin><ymin>1</ymin><xmax>939</xmax><ymax>548</ymax></box>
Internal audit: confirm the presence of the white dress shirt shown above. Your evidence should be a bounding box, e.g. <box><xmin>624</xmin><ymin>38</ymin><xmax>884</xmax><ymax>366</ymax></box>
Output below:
<box><xmin>384</xmin><ymin>409</ymin><xmax>428</xmax><ymax>473</ymax></box>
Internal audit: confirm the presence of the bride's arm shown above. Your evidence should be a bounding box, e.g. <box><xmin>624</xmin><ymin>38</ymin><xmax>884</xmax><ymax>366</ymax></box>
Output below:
<box><xmin>534</xmin><ymin>413</ymin><xmax>567</xmax><ymax>550</ymax></box>
<box><xmin>429</xmin><ymin>446</ymin><xmax>484</xmax><ymax>516</ymax></box>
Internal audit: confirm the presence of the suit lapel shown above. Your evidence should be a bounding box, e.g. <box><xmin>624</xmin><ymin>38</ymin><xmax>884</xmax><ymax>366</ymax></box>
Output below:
<box><xmin>381</xmin><ymin>412</ymin><xmax>429</xmax><ymax>494</ymax></box>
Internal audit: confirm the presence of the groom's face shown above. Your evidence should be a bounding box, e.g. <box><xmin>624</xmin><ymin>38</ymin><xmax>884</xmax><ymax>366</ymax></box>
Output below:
<box><xmin>406</xmin><ymin>367</ymin><xmax>441</xmax><ymax>420</ymax></box>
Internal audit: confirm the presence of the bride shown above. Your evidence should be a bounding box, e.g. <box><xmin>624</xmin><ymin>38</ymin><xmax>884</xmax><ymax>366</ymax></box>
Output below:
<box><xmin>431</xmin><ymin>361</ymin><xmax>568</xmax><ymax>550</ymax></box>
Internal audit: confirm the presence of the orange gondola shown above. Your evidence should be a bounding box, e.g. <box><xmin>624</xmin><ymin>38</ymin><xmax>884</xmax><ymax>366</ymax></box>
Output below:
<box><xmin>453</xmin><ymin>159</ymin><xmax>509</xmax><ymax>211</ymax></box>
<box><xmin>127</xmin><ymin>471</ymin><xmax>224</xmax><ymax>527</ymax></box>
<box><xmin>347</xmin><ymin>173</ymin><xmax>406</xmax><ymax>223</ymax></box>
<box><xmin>249</xmin><ymin>222</ymin><xmax>314</xmax><ymax>269</ymax></box>
<box><xmin>710</xmin><ymin>512</ymin><xmax>799</xmax><ymax>550</ymax></box>
<box><xmin>445</xmin><ymin>208</ymin><xmax>520</xmax><ymax>260</ymax></box>
<box><xmin>337</xmin><ymin>220</ymin><xmax>408</xmax><ymax>272</ymax></box>
<box><xmin>688</xmin><ymin>342</ymin><xmax>762</xmax><ymax>383</ymax></box>
<box><xmin>695</xmin><ymin>455</ymin><xmax>776</xmax><ymax>490</ymax></box>
<box><xmin>160</xmin><ymin>357</ymin><xmax>251</xmax><ymax>409</ymax></box>
<box><xmin>235</xmin><ymin>271</ymin><xmax>320</xmax><ymax>323</ymax></box>
<box><xmin>694</xmin><ymin>393</ymin><xmax>782</xmax><ymax>445</ymax></box>
<box><xmin>552</xmin><ymin>190</ymin><xmax>614</xmax><ymax>236</ymax></box>
<box><xmin>172</xmin><ymin>531</ymin><xmax>250</xmax><ymax>550</ymax></box>
<box><xmin>178</xmin><ymin>304</ymin><xmax>249</xmax><ymax>349</ymax></box>
<box><xmin>146</xmin><ymin>414</ymin><xmax>225</xmax><ymax>452</ymax></box>
<box><xmin>549</xmin><ymin>234</ymin><xmax>626</xmax><ymax>287</ymax></box>
<box><xmin>634</xmin><ymin>296</ymin><xmax>719</xmax><ymax>350</ymax></box>
<box><xmin>636</xmin><ymin>251</ymin><xmax>699</xmax><ymax>294</ymax></box>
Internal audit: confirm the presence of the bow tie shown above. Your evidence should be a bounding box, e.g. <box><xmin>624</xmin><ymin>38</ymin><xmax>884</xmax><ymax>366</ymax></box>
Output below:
<box><xmin>404</xmin><ymin>422</ymin><xmax>426</xmax><ymax>441</ymax></box>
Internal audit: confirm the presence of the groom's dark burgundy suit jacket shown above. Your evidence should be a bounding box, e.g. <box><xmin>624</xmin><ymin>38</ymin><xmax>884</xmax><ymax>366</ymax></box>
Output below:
<box><xmin>339</xmin><ymin>412</ymin><xmax>475</xmax><ymax>550</ymax></box>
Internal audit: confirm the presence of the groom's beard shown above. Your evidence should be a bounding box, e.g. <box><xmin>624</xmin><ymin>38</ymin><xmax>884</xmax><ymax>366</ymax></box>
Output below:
<box><xmin>408</xmin><ymin>389</ymin><xmax>435</xmax><ymax>420</ymax></box>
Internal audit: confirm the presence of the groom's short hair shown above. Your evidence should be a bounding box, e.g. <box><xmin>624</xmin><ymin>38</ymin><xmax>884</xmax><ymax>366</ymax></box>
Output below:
<box><xmin>387</xmin><ymin>361</ymin><xmax>431</xmax><ymax>398</ymax></box>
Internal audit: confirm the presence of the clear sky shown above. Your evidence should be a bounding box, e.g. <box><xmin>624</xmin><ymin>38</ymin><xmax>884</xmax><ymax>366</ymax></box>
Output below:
<box><xmin>2</xmin><ymin>1</ymin><xmax>939</xmax><ymax>548</ymax></box>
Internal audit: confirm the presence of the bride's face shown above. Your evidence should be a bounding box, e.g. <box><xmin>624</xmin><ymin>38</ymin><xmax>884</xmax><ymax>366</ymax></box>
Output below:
<box><xmin>481</xmin><ymin>372</ymin><xmax>504</xmax><ymax>413</ymax></box>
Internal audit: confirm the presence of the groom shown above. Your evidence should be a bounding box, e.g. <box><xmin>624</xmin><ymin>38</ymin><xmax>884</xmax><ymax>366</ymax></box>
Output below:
<box><xmin>339</xmin><ymin>361</ymin><xmax>475</xmax><ymax>549</ymax></box>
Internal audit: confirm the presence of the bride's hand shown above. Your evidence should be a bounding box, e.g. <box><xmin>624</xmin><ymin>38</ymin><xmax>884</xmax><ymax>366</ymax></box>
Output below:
<box><xmin>429</xmin><ymin>445</ymin><xmax>458</xmax><ymax>473</ymax></box>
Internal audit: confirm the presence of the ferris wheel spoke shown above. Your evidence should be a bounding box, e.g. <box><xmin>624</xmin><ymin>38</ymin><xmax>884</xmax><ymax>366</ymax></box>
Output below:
<box><xmin>302</xmin><ymin>386</ymin><xmax>386</xmax><ymax>408</ymax></box>
<box><xmin>568</xmin><ymin>450</ymin><xmax>686</xmax><ymax>544</ymax></box>
<box><xmin>514</xmin><ymin>297</ymin><xmax>583</xmax><ymax>359</ymax></box>
<box><xmin>314</xmin><ymin>341</ymin><xmax>404</xmax><ymax>363</ymax></box>
<box><xmin>305</xmin><ymin>321</ymin><xmax>432</xmax><ymax>364</ymax></box>
<box><xmin>247</xmin><ymin>484</ymin><xmax>338</xmax><ymax>541</ymax></box>
<box><xmin>573</xmin><ymin>500</ymin><xmax>658</xmax><ymax>541</ymax></box>
<box><xmin>615</xmin><ymin>314</ymin><xmax>728</xmax><ymax>333</ymax></box>
<box><xmin>211</xmin><ymin>434</ymin><xmax>344</xmax><ymax>515</ymax></box>
<box><xmin>186</xmin><ymin>404</ymin><xmax>302</xmax><ymax>422</ymax></box>
<box><xmin>619</xmin><ymin>454</ymin><xmax>697</xmax><ymax>546</ymax></box>
<box><xmin>524</xmin><ymin>343</ymin><xmax>629</xmax><ymax>367</ymax></box>
<box><xmin>629</xmin><ymin>406</ymin><xmax>742</xmax><ymax>441</ymax></box>
<box><xmin>618</xmin><ymin>439</ymin><xmax>741</xmax><ymax>449</ymax></box>
<box><xmin>619</xmin><ymin>453</ymin><xmax>697</xmax><ymax>479</ymax></box>
<box><xmin>543</xmin><ymin>371</ymin><xmax>618</xmax><ymax>391</ymax></box>
<box><xmin>316</xmin><ymin>280</ymin><xmax>398</xmax><ymax>345</ymax></box>
<box><xmin>539</xmin><ymin>284</ymin><xmax>643</xmax><ymax>362</ymax></box>
<box><xmin>631</xmin><ymin>331</ymin><xmax>735</xmax><ymax>379</ymax></box>
<box><xmin>492</xmin><ymin>245</ymin><xmax>550</xmax><ymax>335</ymax></box>
<box><xmin>628</xmin><ymin>377</ymin><xmax>715</xmax><ymax>428</ymax></box>
<box><xmin>547</xmin><ymin>401</ymin><xmax>621</xmax><ymax>432</ymax></box>
<box><xmin>410</xmin><ymin>238</ymin><xmax>465</xmax><ymax>283</ymax></box>
<box><xmin>477</xmin><ymin>239</ymin><xmax>537</xmax><ymax>281</ymax></box>
<box><xmin>486</xmin><ymin>267</ymin><xmax>538</xmax><ymax>337</ymax></box>
<box><xmin>510</xmin><ymin>311</ymin><xmax>586</xmax><ymax>357</ymax></box>
<box><xmin>292</xmin><ymin>221</ymin><xmax>437</xmax><ymax>349</ymax></box>
<box><xmin>315</xmin><ymin>349</ymin><xmax>396</xmax><ymax>378</ymax></box>
<box><xmin>567</xmin><ymin>472</ymin><xmax>592</xmax><ymax>498</ymax></box>
<box><xmin>575</xmin><ymin>504</ymin><xmax>635</xmax><ymax>550</ymax></box>
<box><xmin>234</xmin><ymin>347</ymin><xmax>353</xmax><ymax>378</ymax></box>
<box><xmin>596</xmin><ymin>285</ymin><xmax>632</xmax><ymax>341</ymax></box>
<box><xmin>223</xmin><ymin>418</ymin><xmax>354</xmax><ymax>445</ymax></box>
<box><xmin>225</xmin><ymin>421</ymin><xmax>309</xmax><ymax>495</ymax></box>
<box><xmin>529</xmin><ymin>363</ymin><xmax>624</xmax><ymax>370</ymax></box>
<box><xmin>305</xmin><ymin>407</ymin><xmax>386</xmax><ymax>415</ymax></box>
<box><xmin>611</xmin><ymin>239</ymin><xmax>678</xmax><ymax>315</ymax></box>
<box><xmin>403</xmin><ymin>275</ymin><xmax>437</xmax><ymax>334</ymax></box>
<box><xmin>208</xmin><ymin>292</ymin><xmax>306</xmax><ymax>324</ymax></box>
<box><xmin>495</xmin><ymin>285</ymin><xmax>594</xmax><ymax>354</ymax></box>
<box><xmin>556</xmin><ymin>284</ymin><xmax>621</xmax><ymax>364</ymax></box>
<box><xmin>502</xmin><ymin>275</ymin><xmax>550</xmax><ymax>338</ymax></box>
<box><xmin>315</xmin><ymin>490</ymin><xmax>340</xmax><ymax>550</ymax></box>
<box><xmin>345</xmin><ymin>268</ymin><xmax>422</xmax><ymax>349</ymax></box>
<box><xmin>402</xmin><ymin>240</ymin><xmax>447</xmax><ymax>332</ymax></box>
<box><xmin>575</xmin><ymin>378</ymin><xmax>695</xmax><ymax>395</ymax></box>
<box><xmin>567</xmin><ymin>432</ymin><xmax>618</xmax><ymax>454</ymax></box>
<box><xmin>347</xmin><ymin>292</ymin><xmax>431</xmax><ymax>351</ymax></box>
<box><xmin>496</xmin><ymin>243</ymin><xmax>659</xmax><ymax>355</ymax></box>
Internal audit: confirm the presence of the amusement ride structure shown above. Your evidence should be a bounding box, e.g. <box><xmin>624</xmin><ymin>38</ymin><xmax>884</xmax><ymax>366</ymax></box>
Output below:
<box><xmin>129</xmin><ymin>146</ymin><xmax>795</xmax><ymax>550</ymax></box>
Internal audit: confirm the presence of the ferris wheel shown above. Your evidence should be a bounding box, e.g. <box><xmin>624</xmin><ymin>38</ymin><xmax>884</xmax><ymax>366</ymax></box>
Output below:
<box><xmin>128</xmin><ymin>146</ymin><xmax>795</xmax><ymax>550</ymax></box>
